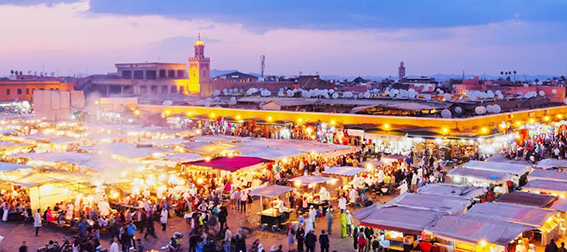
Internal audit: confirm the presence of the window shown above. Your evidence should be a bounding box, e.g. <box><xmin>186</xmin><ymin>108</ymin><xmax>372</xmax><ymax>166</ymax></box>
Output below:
<box><xmin>170</xmin><ymin>86</ymin><xmax>177</xmax><ymax>94</ymax></box>
<box><xmin>177</xmin><ymin>70</ymin><xmax>185</xmax><ymax>78</ymax></box>
<box><xmin>122</xmin><ymin>70</ymin><xmax>132</xmax><ymax>79</ymax></box>
<box><xmin>133</xmin><ymin>70</ymin><xmax>144</xmax><ymax>79</ymax></box>
<box><xmin>161</xmin><ymin>85</ymin><xmax>168</xmax><ymax>94</ymax></box>
<box><xmin>159</xmin><ymin>70</ymin><xmax>166</xmax><ymax>78</ymax></box>
<box><xmin>150</xmin><ymin>85</ymin><xmax>158</xmax><ymax>94</ymax></box>
<box><xmin>17</xmin><ymin>88</ymin><xmax>22</xmax><ymax>94</ymax></box>
<box><xmin>168</xmin><ymin>70</ymin><xmax>175</xmax><ymax>78</ymax></box>
<box><xmin>39</xmin><ymin>88</ymin><xmax>44</xmax><ymax>90</ymax></box>
<box><xmin>146</xmin><ymin>70</ymin><xmax>157</xmax><ymax>80</ymax></box>
<box><xmin>26</xmin><ymin>88</ymin><xmax>30</xmax><ymax>94</ymax></box>
<box><xmin>56</xmin><ymin>88</ymin><xmax>59</xmax><ymax>91</ymax></box>
<box><xmin>179</xmin><ymin>86</ymin><xmax>185</xmax><ymax>93</ymax></box>
<box><xmin>6</xmin><ymin>89</ymin><xmax>10</xmax><ymax>95</ymax></box>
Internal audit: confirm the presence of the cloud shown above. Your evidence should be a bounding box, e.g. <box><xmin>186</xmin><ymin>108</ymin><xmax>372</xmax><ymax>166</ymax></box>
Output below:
<box><xmin>0</xmin><ymin>0</ymin><xmax>566</xmax><ymax>78</ymax></box>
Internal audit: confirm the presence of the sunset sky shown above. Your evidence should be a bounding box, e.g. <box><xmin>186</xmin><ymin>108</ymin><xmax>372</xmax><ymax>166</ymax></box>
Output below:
<box><xmin>0</xmin><ymin>0</ymin><xmax>566</xmax><ymax>77</ymax></box>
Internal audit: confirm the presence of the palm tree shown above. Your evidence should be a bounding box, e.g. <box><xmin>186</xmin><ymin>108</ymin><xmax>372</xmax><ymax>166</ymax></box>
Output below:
<box><xmin>19</xmin><ymin>71</ymin><xmax>22</xmax><ymax>75</ymax></box>
<box><xmin>513</xmin><ymin>70</ymin><xmax>517</xmax><ymax>81</ymax></box>
<box><xmin>10</xmin><ymin>70</ymin><xmax>14</xmax><ymax>75</ymax></box>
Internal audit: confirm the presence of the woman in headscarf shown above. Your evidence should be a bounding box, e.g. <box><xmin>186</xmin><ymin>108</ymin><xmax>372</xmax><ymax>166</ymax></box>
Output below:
<box><xmin>340</xmin><ymin>211</ymin><xmax>347</xmax><ymax>238</ymax></box>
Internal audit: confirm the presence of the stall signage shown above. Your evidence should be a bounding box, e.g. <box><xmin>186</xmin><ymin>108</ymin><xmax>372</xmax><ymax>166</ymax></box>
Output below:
<box><xmin>347</xmin><ymin>129</ymin><xmax>365</xmax><ymax>137</ymax></box>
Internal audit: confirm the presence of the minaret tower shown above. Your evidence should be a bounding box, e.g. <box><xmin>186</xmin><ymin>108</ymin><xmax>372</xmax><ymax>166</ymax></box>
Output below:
<box><xmin>188</xmin><ymin>33</ymin><xmax>211</xmax><ymax>95</ymax></box>
<box><xmin>398</xmin><ymin>61</ymin><xmax>406</xmax><ymax>81</ymax></box>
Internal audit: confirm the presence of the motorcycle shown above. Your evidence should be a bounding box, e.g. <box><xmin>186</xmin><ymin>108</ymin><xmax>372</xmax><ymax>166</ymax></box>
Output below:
<box><xmin>37</xmin><ymin>237</ymin><xmax>72</xmax><ymax>252</ymax></box>
<box><xmin>160</xmin><ymin>232</ymin><xmax>184</xmax><ymax>251</ymax></box>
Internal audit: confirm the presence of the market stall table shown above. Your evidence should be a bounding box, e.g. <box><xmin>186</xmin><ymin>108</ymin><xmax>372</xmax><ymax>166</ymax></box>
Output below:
<box><xmin>260</xmin><ymin>207</ymin><xmax>293</xmax><ymax>227</ymax></box>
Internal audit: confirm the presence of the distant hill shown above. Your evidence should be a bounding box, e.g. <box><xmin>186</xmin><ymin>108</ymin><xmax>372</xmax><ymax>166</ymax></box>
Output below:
<box><xmin>211</xmin><ymin>69</ymin><xmax>558</xmax><ymax>82</ymax></box>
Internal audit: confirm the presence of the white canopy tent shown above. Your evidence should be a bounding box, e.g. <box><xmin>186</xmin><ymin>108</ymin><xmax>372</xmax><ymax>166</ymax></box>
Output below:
<box><xmin>381</xmin><ymin>154</ymin><xmax>408</xmax><ymax>165</ymax></box>
<box><xmin>536</xmin><ymin>159</ymin><xmax>567</xmax><ymax>169</ymax></box>
<box><xmin>386</xmin><ymin>193</ymin><xmax>471</xmax><ymax>215</ymax></box>
<box><xmin>464</xmin><ymin>161</ymin><xmax>532</xmax><ymax>175</ymax></box>
<box><xmin>417</xmin><ymin>183</ymin><xmax>485</xmax><ymax>200</ymax></box>
<box><xmin>0</xmin><ymin>162</ymin><xmax>32</xmax><ymax>172</ymax></box>
<box><xmin>155</xmin><ymin>153</ymin><xmax>204</xmax><ymax>167</ymax></box>
<box><xmin>448</xmin><ymin>167</ymin><xmax>512</xmax><ymax>184</ymax></box>
<box><xmin>249</xmin><ymin>185</ymin><xmax>295</xmax><ymax>198</ymax></box>
<box><xmin>82</xmin><ymin>143</ymin><xmax>173</xmax><ymax>160</ymax></box>
<box><xmin>549</xmin><ymin>198</ymin><xmax>567</xmax><ymax>212</ymax></box>
<box><xmin>13</xmin><ymin>152</ymin><xmax>95</xmax><ymax>165</ymax></box>
<box><xmin>521</xmin><ymin>179</ymin><xmax>567</xmax><ymax>195</ymax></box>
<box><xmin>322</xmin><ymin>166</ymin><xmax>367</xmax><ymax>177</ymax></box>
<box><xmin>464</xmin><ymin>202</ymin><xmax>556</xmax><ymax>227</ymax></box>
<box><xmin>428</xmin><ymin>215</ymin><xmax>532</xmax><ymax>246</ymax></box>
<box><xmin>288</xmin><ymin>175</ymin><xmax>337</xmax><ymax>186</ymax></box>
<box><xmin>352</xmin><ymin>205</ymin><xmax>446</xmax><ymax>235</ymax></box>
<box><xmin>528</xmin><ymin>169</ymin><xmax>567</xmax><ymax>182</ymax></box>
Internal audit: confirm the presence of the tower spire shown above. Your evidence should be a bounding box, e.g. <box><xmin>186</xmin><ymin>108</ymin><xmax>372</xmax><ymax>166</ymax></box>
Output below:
<box><xmin>198</xmin><ymin>32</ymin><xmax>201</xmax><ymax>40</ymax></box>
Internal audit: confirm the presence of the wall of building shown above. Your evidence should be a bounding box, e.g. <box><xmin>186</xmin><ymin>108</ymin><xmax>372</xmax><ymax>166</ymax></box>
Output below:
<box><xmin>0</xmin><ymin>80</ymin><xmax>74</xmax><ymax>102</ymax></box>
<box><xmin>201</xmin><ymin>81</ymin><xmax>296</xmax><ymax>96</ymax></box>
<box><xmin>138</xmin><ymin>103</ymin><xmax>567</xmax><ymax>134</ymax></box>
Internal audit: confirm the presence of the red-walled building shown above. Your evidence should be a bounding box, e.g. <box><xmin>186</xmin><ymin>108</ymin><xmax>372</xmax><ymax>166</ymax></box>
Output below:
<box><xmin>0</xmin><ymin>78</ymin><xmax>75</xmax><ymax>102</ymax></box>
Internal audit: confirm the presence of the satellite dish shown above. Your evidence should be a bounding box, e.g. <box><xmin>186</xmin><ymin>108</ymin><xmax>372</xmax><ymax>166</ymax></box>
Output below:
<box><xmin>493</xmin><ymin>104</ymin><xmax>501</xmax><ymax>113</ymax></box>
<box><xmin>564</xmin><ymin>98</ymin><xmax>567</xmax><ymax>105</ymax></box>
<box><xmin>443</xmin><ymin>94</ymin><xmax>451</xmax><ymax>101</ymax></box>
<box><xmin>204</xmin><ymin>102</ymin><xmax>211</xmax><ymax>107</ymax></box>
<box><xmin>552</xmin><ymin>89</ymin><xmax>558</xmax><ymax>94</ymax></box>
<box><xmin>455</xmin><ymin>107</ymin><xmax>463</xmax><ymax>114</ymax></box>
<box><xmin>475</xmin><ymin>106</ymin><xmax>486</xmax><ymax>115</ymax></box>
<box><xmin>162</xmin><ymin>100</ymin><xmax>173</xmax><ymax>106</ymax></box>
<box><xmin>539</xmin><ymin>90</ymin><xmax>545</xmax><ymax>96</ymax></box>
<box><xmin>287</xmin><ymin>90</ymin><xmax>295</xmax><ymax>97</ymax></box>
<box><xmin>230</xmin><ymin>97</ymin><xmax>236</xmax><ymax>101</ymax></box>
<box><xmin>213</xmin><ymin>90</ymin><xmax>221</xmax><ymax>96</ymax></box>
<box><xmin>424</xmin><ymin>94</ymin><xmax>431</xmax><ymax>101</ymax></box>
<box><xmin>441</xmin><ymin>109</ymin><xmax>452</xmax><ymax>118</ymax></box>
<box><xmin>332</xmin><ymin>93</ymin><xmax>339</xmax><ymax>99</ymax></box>
<box><xmin>486</xmin><ymin>105</ymin><xmax>494</xmax><ymax>113</ymax></box>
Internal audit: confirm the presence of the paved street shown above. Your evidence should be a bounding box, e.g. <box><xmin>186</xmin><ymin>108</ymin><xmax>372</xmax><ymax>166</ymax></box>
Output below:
<box><xmin>0</xmin><ymin>192</ymin><xmax>397</xmax><ymax>252</ymax></box>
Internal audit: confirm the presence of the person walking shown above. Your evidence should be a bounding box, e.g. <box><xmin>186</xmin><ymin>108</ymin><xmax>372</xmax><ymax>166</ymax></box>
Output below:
<box><xmin>345</xmin><ymin>210</ymin><xmax>354</xmax><ymax>236</ymax></box>
<box><xmin>296</xmin><ymin>225</ymin><xmax>305</xmax><ymax>252</ymax></box>
<box><xmin>218</xmin><ymin>206</ymin><xmax>228</xmax><ymax>232</ymax></box>
<box><xmin>546</xmin><ymin>239</ymin><xmax>558</xmax><ymax>252</ymax></box>
<box><xmin>319</xmin><ymin>230</ymin><xmax>330</xmax><ymax>252</ymax></box>
<box><xmin>558</xmin><ymin>242</ymin><xmax>566</xmax><ymax>252</ymax></box>
<box><xmin>340</xmin><ymin>212</ymin><xmax>347</xmax><ymax>238</ymax></box>
<box><xmin>33</xmin><ymin>208</ymin><xmax>41</xmax><ymax>236</ymax></box>
<box><xmin>234</xmin><ymin>228</ymin><xmax>247</xmax><ymax>252</ymax></box>
<box><xmin>224</xmin><ymin>226</ymin><xmax>232</xmax><ymax>252</ymax></box>
<box><xmin>240</xmin><ymin>190</ymin><xmax>247</xmax><ymax>213</ymax></box>
<box><xmin>305</xmin><ymin>229</ymin><xmax>317</xmax><ymax>252</ymax></box>
<box><xmin>109</xmin><ymin>238</ymin><xmax>120</xmax><ymax>252</ymax></box>
<box><xmin>358</xmin><ymin>228</ymin><xmax>367</xmax><ymax>252</ymax></box>
<box><xmin>144</xmin><ymin>215</ymin><xmax>157</xmax><ymax>239</ymax></box>
<box><xmin>160</xmin><ymin>208</ymin><xmax>168</xmax><ymax>231</ymax></box>
<box><xmin>325</xmin><ymin>208</ymin><xmax>333</xmax><ymax>235</ymax></box>
<box><xmin>339</xmin><ymin>196</ymin><xmax>347</xmax><ymax>213</ymax></box>
<box><xmin>19</xmin><ymin>241</ymin><xmax>28</xmax><ymax>252</ymax></box>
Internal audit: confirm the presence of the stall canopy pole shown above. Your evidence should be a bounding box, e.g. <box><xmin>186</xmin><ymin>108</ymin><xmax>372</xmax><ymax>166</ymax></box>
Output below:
<box><xmin>261</xmin><ymin>196</ymin><xmax>263</xmax><ymax>211</ymax></box>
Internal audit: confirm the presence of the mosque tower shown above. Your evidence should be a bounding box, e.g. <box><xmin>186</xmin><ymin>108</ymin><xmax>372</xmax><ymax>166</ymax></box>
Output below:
<box><xmin>188</xmin><ymin>33</ymin><xmax>211</xmax><ymax>95</ymax></box>
<box><xmin>398</xmin><ymin>61</ymin><xmax>406</xmax><ymax>81</ymax></box>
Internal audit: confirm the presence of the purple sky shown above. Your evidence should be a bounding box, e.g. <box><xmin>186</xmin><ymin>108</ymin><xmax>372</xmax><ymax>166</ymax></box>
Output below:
<box><xmin>0</xmin><ymin>0</ymin><xmax>566</xmax><ymax>77</ymax></box>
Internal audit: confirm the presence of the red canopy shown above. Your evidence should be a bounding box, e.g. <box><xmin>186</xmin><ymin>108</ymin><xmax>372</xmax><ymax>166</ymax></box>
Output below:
<box><xmin>182</xmin><ymin>156</ymin><xmax>273</xmax><ymax>172</ymax></box>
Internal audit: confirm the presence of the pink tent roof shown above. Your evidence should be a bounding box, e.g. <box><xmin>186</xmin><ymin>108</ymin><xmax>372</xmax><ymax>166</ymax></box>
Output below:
<box><xmin>182</xmin><ymin>156</ymin><xmax>273</xmax><ymax>172</ymax></box>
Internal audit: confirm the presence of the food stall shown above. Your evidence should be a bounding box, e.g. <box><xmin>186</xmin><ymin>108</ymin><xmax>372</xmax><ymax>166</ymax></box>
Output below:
<box><xmin>353</xmin><ymin>205</ymin><xmax>446</xmax><ymax>251</ymax></box>
<box><xmin>288</xmin><ymin>175</ymin><xmax>338</xmax><ymax>214</ymax></box>
<box><xmin>248</xmin><ymin>185</ymin><xmax>295</xmax><ymax>227</ymax></box>
<box><xmin>427</xmin><ymin>215</ymin><xmax>532</xmax><ymax>252</ymax></box>
<box><xmin>464</xmin><ymin>202</ymin><xmax>559</xmax><ymax>245</ymax></box>
<box><xmin>521</xmin><ymin>180</ymin><xmax>567</xmax><ymax>198</ymax></box>
<box><xmin>386</xmin><ymin>193</ymin><xmax>472</xmax><ymax>215</ymax></box>
<box><xmin>417</xmin><ymin>183</ymin><xmax>485</xmax><ymax>200</ymax></box>
<box><xmin>463</xmin><ymin>161</ymin><xmax>532</xmax><ymax>176</ymax></box>
<box><xmin>536</xmin><ymin>159</ymin><xmax>567</xmax><ymax>170</ymax></box>
<box><xmin>447</xmin><ymin>167</ymin><xmax>512</xmax><ymax>190</ymax></box>
<box><xmin>381</xmin><ymin>154</ymin><xmax>408</xmax><ymax>165</ymax></box>
<box><xmin>528</xmin><ymin>169</ymin><xmax>567</xmax><ymax>183</ymax></box>
<box><xmin>322</xmin><ymin>166</ymin><xmax>367</xmax><ymax>187</ymax></box>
